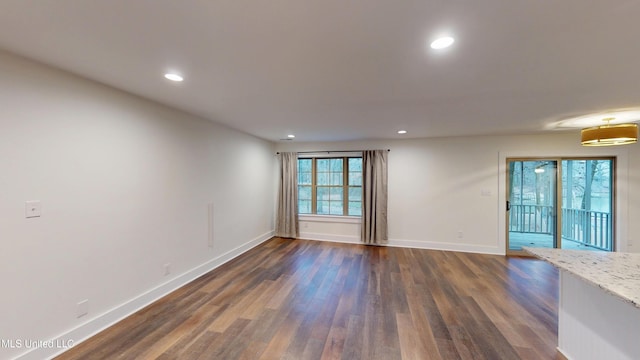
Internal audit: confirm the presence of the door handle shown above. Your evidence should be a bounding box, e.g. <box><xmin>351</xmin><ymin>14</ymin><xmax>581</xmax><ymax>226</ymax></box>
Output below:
<box><xmin>506</xmin><ymin>201</ymin><xmax>511</xmax><ymax>211</ymax></box>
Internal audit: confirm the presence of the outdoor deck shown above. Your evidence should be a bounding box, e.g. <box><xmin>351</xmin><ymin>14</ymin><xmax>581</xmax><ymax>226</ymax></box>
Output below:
<box><xmin>509</xmin><ymin>204</ymin><xmax>613</xmax><ymax>252</ymax></box>
<box><xmin>509</xmin><ymin>232</ymin><xmax>604</xmax><ymax>252</ymax></box>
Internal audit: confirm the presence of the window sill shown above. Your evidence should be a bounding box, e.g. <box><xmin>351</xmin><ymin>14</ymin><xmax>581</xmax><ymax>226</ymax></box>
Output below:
<box><xmin>298</xmin><ymin>214</ymin><xmax>361</xmax><ymax>224</ymax></box>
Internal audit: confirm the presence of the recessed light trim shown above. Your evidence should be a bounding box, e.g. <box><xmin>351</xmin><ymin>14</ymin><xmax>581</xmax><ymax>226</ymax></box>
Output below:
<box><xmin>287</xmin><ymin>134</ymin><xmax>295</xmax><ymax>138</ymax></box>
<box><xmin>164</xmin><ymin>73</ymin><xmax>184</xmax><ymax>82</ymax></box>
<box><xmin>430</xmin><ymin>36</ymin><xmax>455</xmax><ymax>50</ymax></box>
<box><xmin>397</xmin><ymin>130</ymin><xmax>407</xmax><ymax>134</ymax></box>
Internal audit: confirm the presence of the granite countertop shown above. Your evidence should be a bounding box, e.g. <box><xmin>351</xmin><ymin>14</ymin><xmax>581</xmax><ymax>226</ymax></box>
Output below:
<box><xmin>523</xmin><ymin>247</ymin><xmax>640</xmax><ymax>309</ymax></box>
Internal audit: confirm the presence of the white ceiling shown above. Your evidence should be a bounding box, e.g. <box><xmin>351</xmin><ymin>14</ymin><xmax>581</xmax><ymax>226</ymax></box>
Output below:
<box><xmin>1</xmin><ymin>0</ymin><xmax>640</xmax><ymax>142</ymax></box>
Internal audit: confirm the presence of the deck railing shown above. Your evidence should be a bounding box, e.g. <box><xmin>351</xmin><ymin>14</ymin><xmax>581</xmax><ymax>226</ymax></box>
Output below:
<box><xmin>509</xmin><ymin>204</ymin><xmax>612</xmax><ymax>251</ymax></box>
<box><xmin>508</xmin><ymin>204</ymin><xmax>554</xmax><ymax>234</ymax></box>
<box><xmin>561</xmin><ymin>208</ymin><xmax>612</xmax><ymax>251</ymax></box>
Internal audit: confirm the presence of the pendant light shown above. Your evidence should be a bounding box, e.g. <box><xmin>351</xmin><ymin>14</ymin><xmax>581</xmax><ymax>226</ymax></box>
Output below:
<box><xmin>581</xmin><ymin>117</ymin><xmax>638</xmax><ymax>146</ymax></box>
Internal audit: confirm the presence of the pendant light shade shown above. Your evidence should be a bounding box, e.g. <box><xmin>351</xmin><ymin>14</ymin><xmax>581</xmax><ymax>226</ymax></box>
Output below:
<box><xmin>581</xmin><ymin>123</ymin><xmax>638</xmax><ymax>146</ymax></box>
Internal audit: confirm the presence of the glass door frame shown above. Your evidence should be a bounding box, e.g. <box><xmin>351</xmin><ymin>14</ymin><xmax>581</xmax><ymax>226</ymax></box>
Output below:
<box><xmin>561</xmin><ymin>156</ymin><xmax>616</xmax><ymax>252</ymax></box>
<box><xmin>506</xmin><ymin>157</ymin><xmax>562</xmax><ymax>256</ymax></box>
<box><xmin>506</xmin><ymin>156</ymin><xmax>617</xmax><ymax>256</ymax></box>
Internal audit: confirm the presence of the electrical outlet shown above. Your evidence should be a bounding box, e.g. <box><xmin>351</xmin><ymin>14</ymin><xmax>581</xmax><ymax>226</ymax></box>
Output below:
<box><xmin>163</xmin><ymin>263</ymin><xmax>171</xmax><ymax>276</ymax></box>
<box><xmin>77</xmin><ymin>299</ymin><xmax>89</xmax><ymax>318</ymax></box>
<box><xmin>457</xmin><ymin>231</ymin><xmax>464</xmax><ymax>239</ymax></box>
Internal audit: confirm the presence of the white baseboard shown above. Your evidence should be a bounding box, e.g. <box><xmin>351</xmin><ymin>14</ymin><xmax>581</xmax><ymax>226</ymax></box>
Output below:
<box><xmin>556</xmin><ymin>346</ymin><xmax>572</xmax><ymax>360</ymax></box>
<box><xmin>13</xmin><ymin>231</ymin><xmax>274</xmax><ymax>360</ymax></box>
<box><xmin>387</xmin><ymin>238</ymin><xmax>502</xmax><ymax>255</ymax></box>
<box><xmin>298</xmin><ymin>231</ymin><xmax>361</xmax><ymax>244</ymax></box>
<box><xmin>299</xmin><ymin>232</ymin><xmax>502</xmax><ymax>255</ymax></box>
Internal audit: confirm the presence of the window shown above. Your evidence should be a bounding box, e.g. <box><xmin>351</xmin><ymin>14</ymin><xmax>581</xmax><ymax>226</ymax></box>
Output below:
<box><xmin>298</xmin><ymin>157</ymin><xmax>362</xmax><ymax>216</ymax></box>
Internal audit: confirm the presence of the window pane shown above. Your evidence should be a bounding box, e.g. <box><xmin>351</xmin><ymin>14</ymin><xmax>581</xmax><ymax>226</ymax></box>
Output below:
<box><xmin>317</xmin><ymin>173</ymin><xmax>330</xmax><ymax>185</ymax></box>
<box><xmin>298</xmin><ymin>185</ymin><xmax>312</xmax><ymax>200</ymax></box>
<box><xmin>317</xmin><ymin>200</ymin><xmax>330</xmax><ymax>214</ymax></box>
<box><xmin>349</xmin><ymin>172</ymin><xmax>362</xmax><ymax>186</ymax></box>
<box><xmin>298</xmin><ymin>173</ymin><xmax>312</xmax><ymax>185</ymax></box>
<box><xmin>348</xmin><ymin>158</ymin><xmax>362</xmax><ymax>186</ymax></box>
<box><xmin>317</xmin><ymin>187</ymin><xmax>329</xmax><ymax>201</ymax></box>
<box><xmin>298</xmin><ymin>159</ymin><xmax>312</xmax><ymax>172</ymax></box>
<box><xmin>348</xmin><ymin>201</ymin><xmax>362</xmax><ymax>216</ymax></box>
<box><xmin>331</xmin><ymin>173</ymin><xmax>343</xmax><ymax>185</ymax></box>
<box><xmin>330</xmin><ymin>158</ymin><xmax>343</xmax><ymax>172</ymax></box>
<box><xmin>348</xmin><ymin>187</ymin><xmax>362</xmax><ymax>201</ymax></box>
<box><xmin>330</xmin><ymin>187</ymin><xmax>343</xmax><ymax>201</ymax></box>
<box><xmin>330</xmin><ymin>201</ymin><xmax>344</xmax><ymax>215</ymax></box>
<box><xmin>349</xmin><ymin>158</ymin><xmax>362</xmax><ymax>172</ymax></box>
<box><xmin>298</xmin><ymin>159</ymin><xmax>312</xmax><ymax>190</ymax></box>
<box><xmin>299</xmin><ymin>200</ymin><xmax>311</xmax><ymax>214</ymax></box>
<box><xmin>317</xmin><ymin>159</ymin><xmax>330</xmax><ymax>172</ymax></box>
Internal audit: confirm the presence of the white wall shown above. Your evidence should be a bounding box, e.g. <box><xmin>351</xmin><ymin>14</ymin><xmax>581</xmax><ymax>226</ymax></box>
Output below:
<box><xmin>276</xmin><ymin>132</ymin><xmax>638</xmax><ymax>254</ymax></box>
<box><xmin>0</xmin><ymin>51</ymin><xmax>275</xmax><ymax>360</ymax></box>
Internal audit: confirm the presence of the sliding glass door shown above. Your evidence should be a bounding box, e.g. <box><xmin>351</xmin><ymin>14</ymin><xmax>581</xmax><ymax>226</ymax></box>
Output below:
<box><xmin>507</xmin><ymin>160</ymin><xmax>558</xmax><ymax>253</ymax></box>
<box><xmin>561</xmin><ymin>159</ymin><xmax>614</xmax><ymax>251</ymax></box>
<box><xmin>506</xmin><ymin>158</ymin><xmax>614</xmax><ymax>255</ymax></box>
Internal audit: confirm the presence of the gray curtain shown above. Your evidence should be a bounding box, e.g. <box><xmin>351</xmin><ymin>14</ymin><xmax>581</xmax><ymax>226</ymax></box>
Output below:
<box><xmin>361</xmin><ymin>150</ymin><xmax>388</xmax><ymax>244</ymax></box>
<box><xmin>275</xmin><ymin>152</ymin><xmax>299</xmax><ymax>238</ymax></box>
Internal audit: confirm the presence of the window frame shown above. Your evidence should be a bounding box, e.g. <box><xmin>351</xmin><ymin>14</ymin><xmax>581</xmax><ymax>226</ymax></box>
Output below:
<box><xmin>297</xmin><ymin>156</ymin><xmax>362</xmax><ymax>217</ymax></box>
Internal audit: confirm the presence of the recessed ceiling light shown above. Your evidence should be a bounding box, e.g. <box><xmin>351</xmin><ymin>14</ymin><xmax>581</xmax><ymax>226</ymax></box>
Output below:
<box><xmin>287</xmin><ymin>134</ymin><xmax>295</xmax><ymax>138</ymax></box>
<box><xmin>430</xmin><ymin>36</ymin><xmax>455</xmax><ymax>50</ymax></box>
<box><xmin>164</xmin><ymin>73</ymin><xmax>184</xmax><ymax>82</ymax></box>
<box><xmin>397</xmin><ymin>130</ymin><xmax>407</xmax><ymax>134</ymax></box>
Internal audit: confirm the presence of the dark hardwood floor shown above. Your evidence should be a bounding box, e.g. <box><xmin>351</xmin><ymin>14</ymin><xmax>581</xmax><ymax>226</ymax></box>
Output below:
<box><xmin>56</xmin><ymin>237</ymin><xmax>559</xmax><ymax>360</ymax></box>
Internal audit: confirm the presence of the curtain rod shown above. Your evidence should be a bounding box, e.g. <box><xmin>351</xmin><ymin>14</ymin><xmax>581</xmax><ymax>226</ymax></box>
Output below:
<box><xmin>276</xmin><ymin>149</ymin><xmax>390</xmax><ymax>155</ymax></box>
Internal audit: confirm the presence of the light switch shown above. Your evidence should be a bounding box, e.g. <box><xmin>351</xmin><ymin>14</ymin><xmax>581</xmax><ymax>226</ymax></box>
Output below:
<box><xmin>25</xmin><ymin>200</ymin><xmax>42</xmax><ymax>218</ymax></box>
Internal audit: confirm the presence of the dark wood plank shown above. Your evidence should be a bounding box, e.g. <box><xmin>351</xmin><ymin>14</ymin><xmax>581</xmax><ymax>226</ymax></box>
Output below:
<box><xmin>56</xmin><ymin>237</ymin><xmax>559</xmax><ymax>360</ymax></box>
